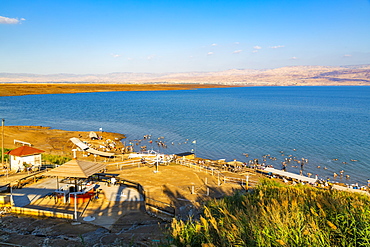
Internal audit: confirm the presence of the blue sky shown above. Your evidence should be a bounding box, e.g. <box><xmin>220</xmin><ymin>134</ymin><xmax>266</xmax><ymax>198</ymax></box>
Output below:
<box><xmin>1</xmin><ymin>0</ymin><xmax>370</xmax><ymax>74</ymax></box>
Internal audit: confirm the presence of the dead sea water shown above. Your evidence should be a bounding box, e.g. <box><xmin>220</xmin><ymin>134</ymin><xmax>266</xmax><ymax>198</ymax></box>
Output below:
<box><xmin>1</xmin><ymin>86</ymin><xmax>369</xmax><ymax>185</ymax></box>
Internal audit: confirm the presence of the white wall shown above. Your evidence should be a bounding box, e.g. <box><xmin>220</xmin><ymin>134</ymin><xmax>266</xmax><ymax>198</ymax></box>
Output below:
<box><xmin>9</xmin><ymin>154</ymin><xmax>42</xmax><ymax>172</ymax></box>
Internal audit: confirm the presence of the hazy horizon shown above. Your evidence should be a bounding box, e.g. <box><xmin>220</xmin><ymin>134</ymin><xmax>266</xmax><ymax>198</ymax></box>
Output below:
<box><xmin>1</xmin><ymin>64</ymin><xmax>369</xmax><ymax>76</ymax></box>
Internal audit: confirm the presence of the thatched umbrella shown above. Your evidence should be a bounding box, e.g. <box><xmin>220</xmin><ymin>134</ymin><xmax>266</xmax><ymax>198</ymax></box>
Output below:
<box><xmin>46</xmin><ymin>159</ymin><xmax>106</xmax><ymax>220</ymax></box>
<box><xmin>46</xmin><ymin>159</ymin><xmax>105</xmax><ymax>180</ymax></box>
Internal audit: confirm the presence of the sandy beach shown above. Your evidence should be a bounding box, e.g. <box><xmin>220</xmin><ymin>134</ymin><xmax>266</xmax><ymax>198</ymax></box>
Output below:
<box><xmin>0</xmin><ymin>125</ymin><xmax>257</xmax><ymax>245</ymax></box>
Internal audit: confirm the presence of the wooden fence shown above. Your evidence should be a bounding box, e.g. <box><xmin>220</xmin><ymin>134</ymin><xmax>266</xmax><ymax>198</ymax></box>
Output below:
<box><xmin>177</xmin><ymin>159</ymin><xmax>253</xmax><ymax>189</ymax></box>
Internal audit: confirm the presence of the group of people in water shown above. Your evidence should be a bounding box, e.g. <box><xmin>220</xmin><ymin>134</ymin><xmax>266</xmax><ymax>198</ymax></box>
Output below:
<box><xmin>241</xmin><ymin>150</ymin><xmax>363</xmax><ymax>187</ymax></box>
<box><xmin>121</xmin><ymin>134</ymin><xmax>367</xmax><ymax>188</ymax></box>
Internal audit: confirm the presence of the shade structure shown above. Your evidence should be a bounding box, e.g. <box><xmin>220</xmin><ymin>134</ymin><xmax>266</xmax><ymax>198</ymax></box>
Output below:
<box><xmin>70</xmin><ymin>137</ymin><xmax>89</xmax><ymax>150</ymax></box>
<box><xmin>46</xmin><ymin>159</ymin><xmax>106</xmax><ymax>178</ymax></box>
<box><xmin>70</xmin><ymin>137</ymin><xmax>115</xmax><ymax>157</ymax></box>
<box><xmin>227</xmin><ymin>160</ymin><xmax>244</xmax><ymax>166</ymax></box>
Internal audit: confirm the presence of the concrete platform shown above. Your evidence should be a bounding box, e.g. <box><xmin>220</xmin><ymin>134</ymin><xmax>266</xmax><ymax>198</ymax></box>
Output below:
<box><xmin>8</xmin><ymin>177</ymin><xmax>145</xmax><ymax>230</ymax></box>
<box><xmin>11</xmin><ymin>177</ymin><xmax>57</xmax><ymax>207</ymax></box>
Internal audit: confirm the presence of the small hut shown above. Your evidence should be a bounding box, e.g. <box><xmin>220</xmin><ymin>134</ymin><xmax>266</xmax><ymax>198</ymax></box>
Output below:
<box><xmin>89</xmin><ymin>131</ymin><xmax>98</xmax><ymax>140</ymax></box>
<box><xmin>175</xmin><ymin>152</ymin><xmax>196</xmax><ymax>160</ymax></box>
<box><xmin>6</xmin><ymin>146</ymin><xmax>45</xmax><ymax>172</ymax></box>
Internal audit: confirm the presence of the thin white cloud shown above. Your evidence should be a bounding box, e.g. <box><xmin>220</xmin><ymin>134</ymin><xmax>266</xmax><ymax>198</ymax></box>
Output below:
<box><xmin>211</xmin><ymin>43</ymin><xmax>217</xmax><ymax>46</ymax></box>
<box><xmin>290</xmin><ymin>56</ymin><xmax>298</xmax><ymax>60</ymax></box>
<box><xmin>232</xmin><ymin>50</ymin><xmax>242</xmax><ymax>54</ymax></box>
<box><xmin>0</xmin><ymin>16</ymin><xmax>25</xmax><ymax>24</ymax></box>
<box><xmin>207</xmin><ymin>52</ymin><xmax>214</xmax><ymax>55</ymax></box>
<box><xmin>253</xmin><ymin>46</ymin><xmax>262</xmax><ymax>50</ymax></box>
<box><xmin>147</xmin><ymin>54</ymin><xmax>156</xmax><ymax>60</ymax></box>
<box><xmin>111</xmin><ymin>54</ymin><xmax>122</xmax><ymax>58</ymax></box>
<box><xmin>234</xmin><ymin>42</ymin><xmax>240</xmax><ymax>45</ymax></box>
<box><xmin>343</xmin><ymin>54</ymin><xmax>352</xmax><ymax>57</ymax></box>
<box><xmin>270</xmin><ymin>45</ymin><xmax>285</xmax><ymax>49</ymax></box>
<box><xmin>252</xmin><ymin>50</ymin><xmax>259</xmax><ymax>53</ymax></box>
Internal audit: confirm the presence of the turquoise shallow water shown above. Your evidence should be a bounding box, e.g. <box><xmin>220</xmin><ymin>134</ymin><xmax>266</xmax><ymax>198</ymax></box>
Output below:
<box><xmin>1</xmin><ymin>86</ymin><xmax>369</xmax><ymax>185</ymax></box>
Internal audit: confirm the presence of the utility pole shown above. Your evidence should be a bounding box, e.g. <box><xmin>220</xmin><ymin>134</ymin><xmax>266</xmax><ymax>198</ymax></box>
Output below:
<box><xmin>1</xmin><ymin>119</ymin><xmax>4</xmax><ymax>168</ymax></box>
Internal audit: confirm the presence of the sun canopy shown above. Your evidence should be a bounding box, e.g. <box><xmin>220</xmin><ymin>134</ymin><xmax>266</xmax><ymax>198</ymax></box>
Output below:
<box><xmin>227</xmin><ymin>160</ymin><xmax>244</xmax><ymax>166</ymax></box>
<box><xmin>70</xmin><ymin>137</ymin><xmax>89</xmax><ymax>150</ymax></box>
<box><xmin>46</xmin><ymin>159</ymin><xmax>106</xmax><ymax>178</ymax></box>
<box><xmin>86</xmin><ymin>148</ymin><xmax>115</xmax><ymax>157</ymax></box>
<box><xmin>70</xmin><ymin>137</ymin><xmax>115</xmax><ymax>157</ymax></box>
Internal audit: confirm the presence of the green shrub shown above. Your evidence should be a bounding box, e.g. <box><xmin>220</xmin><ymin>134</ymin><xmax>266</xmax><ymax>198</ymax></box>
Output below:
<box><xmin>0</xmin><ymin>148</ymin><xmax>11</xmax><ymax>163</ymax></box>
<box><xmin>42</xmin><ymin>154</ymin><xmax>71</xmax><ymax>166</ymax></box>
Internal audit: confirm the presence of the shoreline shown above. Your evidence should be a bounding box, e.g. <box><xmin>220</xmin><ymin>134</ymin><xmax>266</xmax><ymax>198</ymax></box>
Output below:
<box><xmin>0</xmin><ymin>83</ymin><xmax>238</xmax><ymax>97</ymax></box>
<box><xmin>1</xmin><ymin>83</ymin><xmax>369</xmax><ymax>97</ymax></box>
<box><xmin>2</xmin><ymin>125</ymin><xmax>368</xmax><ymax>189</ymax></box>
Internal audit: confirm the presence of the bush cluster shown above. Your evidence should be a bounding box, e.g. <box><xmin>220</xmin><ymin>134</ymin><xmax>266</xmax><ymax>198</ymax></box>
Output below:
<box><xmin>169</xmin><ymin>178</ymin><xmax>370</xmax><ymax>246</ymax></box>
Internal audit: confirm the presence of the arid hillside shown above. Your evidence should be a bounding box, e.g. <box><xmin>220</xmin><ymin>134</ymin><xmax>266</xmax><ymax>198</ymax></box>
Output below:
<box><xmin>1</xmin><ymin>65</ymin><xmax>369</xmax><ymax>86</ymax></box>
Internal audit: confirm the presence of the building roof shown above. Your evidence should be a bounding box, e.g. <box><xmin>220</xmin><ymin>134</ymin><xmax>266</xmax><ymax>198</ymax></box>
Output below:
<box><xmin>6</xmin><ymin>146</ymin><xmax>45</xmax><ymax>157</ymax></box>
<box><xmin>46</xmin><ymin>159</ymin><xmax>106</xmax><ymax>178</ymax></box>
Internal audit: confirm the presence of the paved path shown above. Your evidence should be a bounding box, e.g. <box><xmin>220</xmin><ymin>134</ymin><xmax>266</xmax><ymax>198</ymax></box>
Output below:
<box><xmin>332</xmin><ymin>184</ymin><xmax>370</xmax><ymax>195</ymax></box>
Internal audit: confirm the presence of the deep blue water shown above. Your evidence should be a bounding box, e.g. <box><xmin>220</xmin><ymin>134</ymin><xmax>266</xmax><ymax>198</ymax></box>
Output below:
<box><xmin>1</xmin><ymin>86</ymin><xmax>369</xmax><ymax>185</ymax></box>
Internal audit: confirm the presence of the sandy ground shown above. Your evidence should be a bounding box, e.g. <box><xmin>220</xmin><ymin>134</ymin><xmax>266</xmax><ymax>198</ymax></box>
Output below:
<box><xmin>0</xmin><ymin>83</ymin><xmax>235</xmax><ymax>97</ymax></box>
<box><xmin>0</xmin><ymin>126</ymin><xmax>262</xmax><ymax>246</ymax></box>
<box><xmin>1</xmin><ymin>125</ymin><xmax>126</xmax><ymax>157</ymax></box>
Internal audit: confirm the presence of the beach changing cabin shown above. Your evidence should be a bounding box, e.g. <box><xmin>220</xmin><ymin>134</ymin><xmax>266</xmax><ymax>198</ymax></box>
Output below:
<box><xmin>175</xmin><ymin>152</ymin><xmax>196</xmax><ymax>160</ymax></box>
<box><xmin>89</xmin><ymin>131</ymin><xmax>99</xmax><ymax>140</ymax></box>
<box><xmin>6</xmin><ymin>146</ymin><xmax>45</xmax><ymax>172</ymax></box>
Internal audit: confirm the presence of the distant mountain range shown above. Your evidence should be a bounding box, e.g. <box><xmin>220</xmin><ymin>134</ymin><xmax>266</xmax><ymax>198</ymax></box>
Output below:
<box><xmin>1</xmin><ymin>65</ymin><xmax>369</xmax><ymax>86</ymax></box>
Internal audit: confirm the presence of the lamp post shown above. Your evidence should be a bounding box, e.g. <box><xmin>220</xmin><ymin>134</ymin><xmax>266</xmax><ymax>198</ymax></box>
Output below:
<box><xmin>192</xmin><ymin>140</ymin><xmax>196</xmax><ymax>155</ymax></box>
<box><xmin>74</xmin><ymin>193</ymin><xmax>78</xmax><ymax>221</ymax></box>
<box><xmin>246</xmin><ymin>175</ymin><xmax>249</xmax><ymax>191</ymax></box>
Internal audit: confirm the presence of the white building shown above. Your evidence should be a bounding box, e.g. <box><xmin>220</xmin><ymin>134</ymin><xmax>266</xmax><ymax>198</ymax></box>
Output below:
<box><xmin>6</xmin><ymin>146</ymin><xmax>45</xmax><ymax>172</ymax></box>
